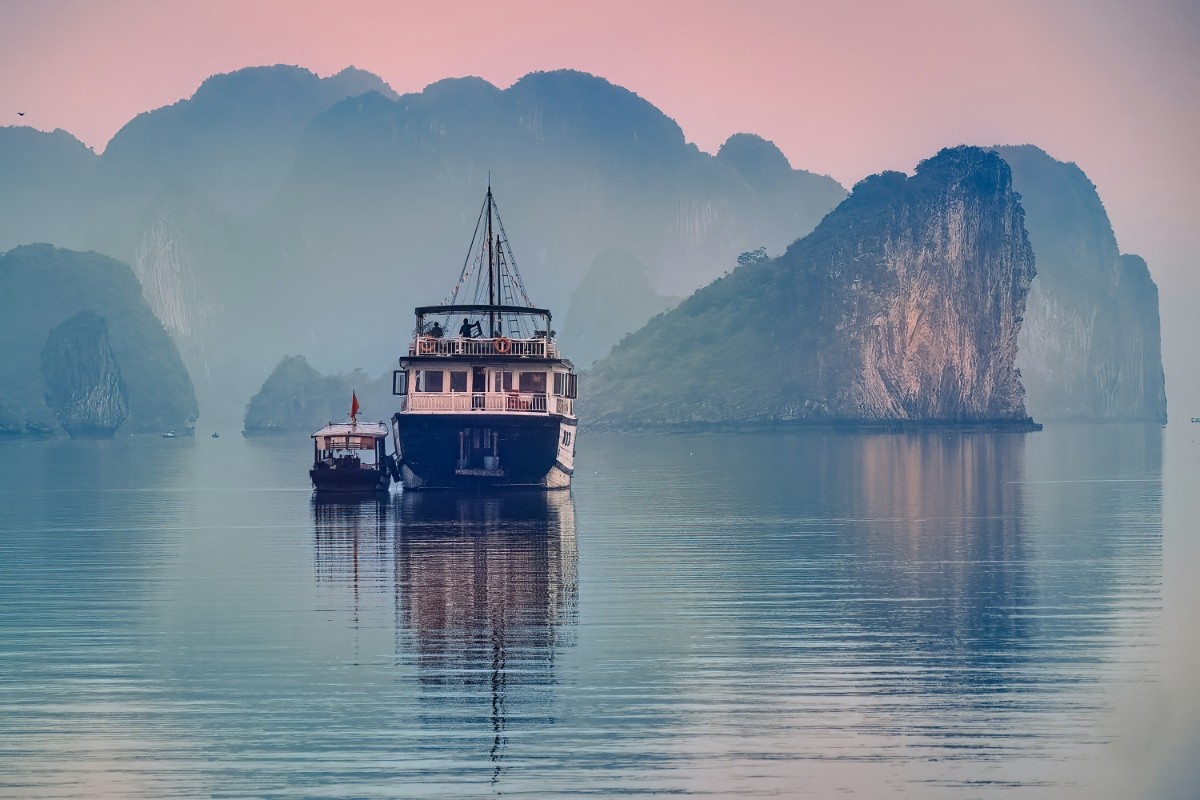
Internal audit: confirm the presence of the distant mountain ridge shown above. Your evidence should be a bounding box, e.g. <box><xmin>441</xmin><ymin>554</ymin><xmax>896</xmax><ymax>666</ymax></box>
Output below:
<box><xmin>0</xmin><ymin>65</ymin><xmax>846</xmax><ymax>422</ymax></box>
<box><xmin>277</xmin><ymin>69</ymin><xmax>844</xmax><ymax>298</ymax></box>
<box><xmin>100</xmin><ymin>64</ymin><xmax>398</xmax><ymax>215</ymax></box>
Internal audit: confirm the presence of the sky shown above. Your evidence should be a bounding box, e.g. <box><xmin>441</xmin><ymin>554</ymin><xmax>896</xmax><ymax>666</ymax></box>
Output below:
<box><xmin>2</xmin><ymin>0</ymin><xmax>1198</xmax><ymax>402</ymax></box>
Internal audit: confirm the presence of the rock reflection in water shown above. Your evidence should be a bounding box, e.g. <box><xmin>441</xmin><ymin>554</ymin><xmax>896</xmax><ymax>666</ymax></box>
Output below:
<box><xmin>585</xmin><ymin>426</ymin><xmax>1161</xmax><ymax>788</ymax></box>
<box><xmin>848</xmin><ymin>432</ymin><xmax>1032</xmax><ymax>698</ymax></box>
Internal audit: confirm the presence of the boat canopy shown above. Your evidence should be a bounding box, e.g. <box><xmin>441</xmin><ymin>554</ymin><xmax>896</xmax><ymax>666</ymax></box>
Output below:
<box><xmin>311</xmin><ymin>422</ymin><xmax>388</xmax><ymax>450</ymax></box>
<box><xmin>415</xmin><ymin>304</ymin><xmax>553</xmax><ymax>341</ymax></box>
<box><xmin>415</xmin><ymin>304</ymin><xmax>551</xmax><ymax>320</ymax></box>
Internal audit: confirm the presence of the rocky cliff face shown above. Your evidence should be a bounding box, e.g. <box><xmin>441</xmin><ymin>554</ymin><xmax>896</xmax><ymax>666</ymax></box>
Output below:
<box><xmin>995</xmin><ymin>145</ymin><xmax>1167</xmax><ymax>422</ymax></box>
<box><xmin>584</xmin><ymin>147</ymin><xmax>1037</xmax><ymax>427</ymax></box>
<box><xmin>40</xmin><ymin>311</ymin><xmax>129</xmax><ymax>437</ymax></box>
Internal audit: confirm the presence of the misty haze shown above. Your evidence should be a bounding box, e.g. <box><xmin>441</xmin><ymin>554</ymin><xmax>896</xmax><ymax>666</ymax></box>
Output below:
<box><xmin>1</xmin><ymin>3</ymin><xmax>1197</xmax><ymax>799</ymax></box>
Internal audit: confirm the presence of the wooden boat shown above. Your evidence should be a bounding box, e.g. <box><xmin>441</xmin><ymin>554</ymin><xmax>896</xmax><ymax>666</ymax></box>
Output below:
<box><xmin>390</xmin><ymin>186</ymin><xmax>578</xmax><ymax>490</ymax></box>
<box><xmin>310</xmin><ymin>420</ymin><xmax>395</xmax><ymax>494</ymax></box>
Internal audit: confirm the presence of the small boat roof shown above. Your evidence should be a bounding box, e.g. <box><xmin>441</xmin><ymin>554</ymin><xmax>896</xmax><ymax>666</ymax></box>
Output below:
<box><xmin>311</xmin><ymin>422</ymin><xmax>389</xmax><ymax>439</ymax></box>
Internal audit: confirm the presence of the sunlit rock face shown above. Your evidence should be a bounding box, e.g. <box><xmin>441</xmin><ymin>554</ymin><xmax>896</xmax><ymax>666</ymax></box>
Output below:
<box><xmin>585</xmin><ymin>146</ymin><xmax>1037</xmax><ymax>427</ymax></box>
<box><xmin>40</xmin><ymin>311</ymin><xmax>129</xmax><ymax>437</ymax></box>
<box><xmin>995</xmin><ymin>145</ymin><xmax>1167</xmax><ymax>422</ymax></box>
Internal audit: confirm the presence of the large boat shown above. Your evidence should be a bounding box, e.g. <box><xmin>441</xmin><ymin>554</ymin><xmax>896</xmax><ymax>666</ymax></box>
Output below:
<box><xmin>390</xmin><ymin>186</ymin><xmax>578</xmax><ymax>490</ymax></box>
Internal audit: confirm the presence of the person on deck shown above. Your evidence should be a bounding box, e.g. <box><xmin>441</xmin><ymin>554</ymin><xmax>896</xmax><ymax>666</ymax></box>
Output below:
<box><xmin>459</xmin><ymin>318</ymin><xmax>473</xmax><ymax>338</ymax></box>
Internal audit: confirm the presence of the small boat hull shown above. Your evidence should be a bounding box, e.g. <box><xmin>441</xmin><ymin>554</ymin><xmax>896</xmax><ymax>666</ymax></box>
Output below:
<box><xmin>309</xmin><ymin>467</ymin><xmax>391</xmax><ymax>494</ymax></box>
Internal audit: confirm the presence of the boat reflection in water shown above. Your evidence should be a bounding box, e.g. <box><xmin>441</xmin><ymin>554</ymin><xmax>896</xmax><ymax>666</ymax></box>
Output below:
<box><xmin>311</xmin><ymin>493</ymin><xmax>394</xmax><ymax>597</ymax></box>
<box><xmin>396</xmin><ymin>490</ymin><xmax>579</xmax><ymax>778</ymax></box>
<box><xmin>310</xmin><ymin>489</ymin><xmax>578</xmax><ymax>783</ymax></box>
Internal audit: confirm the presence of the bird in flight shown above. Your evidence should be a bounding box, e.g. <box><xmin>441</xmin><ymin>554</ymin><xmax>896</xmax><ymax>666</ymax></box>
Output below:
<box><xmin>17</xmin><ymin>112</ymin><xmax>25</xmax><ymax>116</ymax></box>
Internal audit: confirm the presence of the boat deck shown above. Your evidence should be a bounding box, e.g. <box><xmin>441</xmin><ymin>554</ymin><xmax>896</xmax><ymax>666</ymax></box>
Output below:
<box><xmin>410</xmin><ymin>335</ymin><xmax>559</xmax><ymax>359</ymax></box>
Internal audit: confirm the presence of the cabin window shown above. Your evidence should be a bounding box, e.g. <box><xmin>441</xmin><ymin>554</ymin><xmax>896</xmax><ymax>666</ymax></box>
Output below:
<box><xmin>519</xmin><ymin>371</ymin><xmax>547</xmax><ymax>393</ymax></box>
<box><xmin>416</xmin><ymin>370</ymin><xmax>443</xmax><ymax>392</ymax></box>
<box><xmin>393</xmin><ymin>370</ymin><xmax>408</xmax><ymax>396</ymax></box>
<box><xmin>495</xmin><ymin>371</ymin><xmax>514</xmax><ymax>392</ymax></box>
<box><xmin>449</xmin><ymin>371</ymin><xmax>468</xmax><ymax>393</ymax></box>
<box><xmin>553</xmin><ymin>372</ymin><xmax>578</xmax><ymax>399</ymax></box>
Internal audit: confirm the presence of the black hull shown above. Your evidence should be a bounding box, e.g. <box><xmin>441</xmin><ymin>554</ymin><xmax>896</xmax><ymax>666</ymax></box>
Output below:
<box><xmin>395</xmin><ymin>412</ymin><xmax>566</xmax><ymax>489</ymax></box>
<box><xmin>310</xmin><ymin>467</ymin><xmax>391</xmax><ymax>494</ymax></box>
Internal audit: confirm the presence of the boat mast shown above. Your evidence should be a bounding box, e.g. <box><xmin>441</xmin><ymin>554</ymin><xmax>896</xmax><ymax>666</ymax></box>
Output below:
<box><xmin>486</xmin><ymin>184</ymin><xmax>496</xmax><ymax>337</ymax></box>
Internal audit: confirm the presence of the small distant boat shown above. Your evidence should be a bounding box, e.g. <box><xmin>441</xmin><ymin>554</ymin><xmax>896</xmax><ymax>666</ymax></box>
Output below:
<box><xmin>1191</xmin><ymin>417</ymin><xmax>1199</xmax><ymax>423</ymax></box>
<box><xmin>211</xmin><ymin>432</ymin><xmax>220</xmax><ymax>439</ymax></box>
<box><xmin>310</xmin><ymin>398</ymin><xmax>397</xmax><ymax>494</ymax></box>
<box><xmin>162</xmin><ymin>430</ymin><xmax>176</xmax><ymax>439</ymax></box>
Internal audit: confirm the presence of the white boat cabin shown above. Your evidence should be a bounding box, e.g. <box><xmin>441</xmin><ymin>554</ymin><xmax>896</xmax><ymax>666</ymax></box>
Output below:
<box><xmin>393</xmin><ymin>304</ymin><xmax>577</xmax><ymax>418</ymax></box>
<box><xmin>311</xmin><ymin>422</ymin><xmax>390</xmax><ymax>470</ymax></box>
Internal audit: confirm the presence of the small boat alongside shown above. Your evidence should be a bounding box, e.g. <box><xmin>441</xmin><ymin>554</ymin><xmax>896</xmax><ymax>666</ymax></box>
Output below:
<box><xmin>391</xmin><ymin>185</ymin><xmax>578</xmax><ymax>490</ymax></box>
<box><xmin>310</xmin><ymin>421</ymin><xmax>396</xmax><ymax>494</ymax></box>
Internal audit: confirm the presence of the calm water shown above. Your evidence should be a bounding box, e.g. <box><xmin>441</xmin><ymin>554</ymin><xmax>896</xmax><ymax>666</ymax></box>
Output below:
<box><xmin>1</xmin><ymin>424</ymin><xmax>1196</xmax><ymax>798</ymax></box>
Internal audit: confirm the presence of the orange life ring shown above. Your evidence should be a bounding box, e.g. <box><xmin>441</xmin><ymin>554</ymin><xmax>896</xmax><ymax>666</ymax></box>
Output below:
<box><xmin>419</xmin><ymin>337</ymin><xmax>436</xmax><ymax>354</ymax></box>
<box><xmin>494</xmin><ymin>336</ymin><xmax>512</xmax><ymax>354</ymax></box>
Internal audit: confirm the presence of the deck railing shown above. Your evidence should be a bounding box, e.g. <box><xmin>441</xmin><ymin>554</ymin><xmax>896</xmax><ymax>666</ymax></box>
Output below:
<box><xmin>400</xmin><ymin>392</ymin><xmax>555</xmax><ymax>414</ymax></box>
<box><xmin>409</xmin><ymin>336</ymin><xmax>558</xmax><ymax>359</ymax></box>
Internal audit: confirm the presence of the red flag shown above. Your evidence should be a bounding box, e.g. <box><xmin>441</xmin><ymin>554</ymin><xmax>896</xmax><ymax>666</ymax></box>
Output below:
<box><xmin>350</xmin><ymin>391</ymin><xmax>360</xmax><ymax>424</ymax></box>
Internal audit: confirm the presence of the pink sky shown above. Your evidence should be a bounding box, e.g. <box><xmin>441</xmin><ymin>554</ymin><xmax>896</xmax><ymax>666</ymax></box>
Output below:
<box><xmin>2</xmin><ymin>0</ymin><xmax>1198</xmax><ymax>399</ymax></box>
